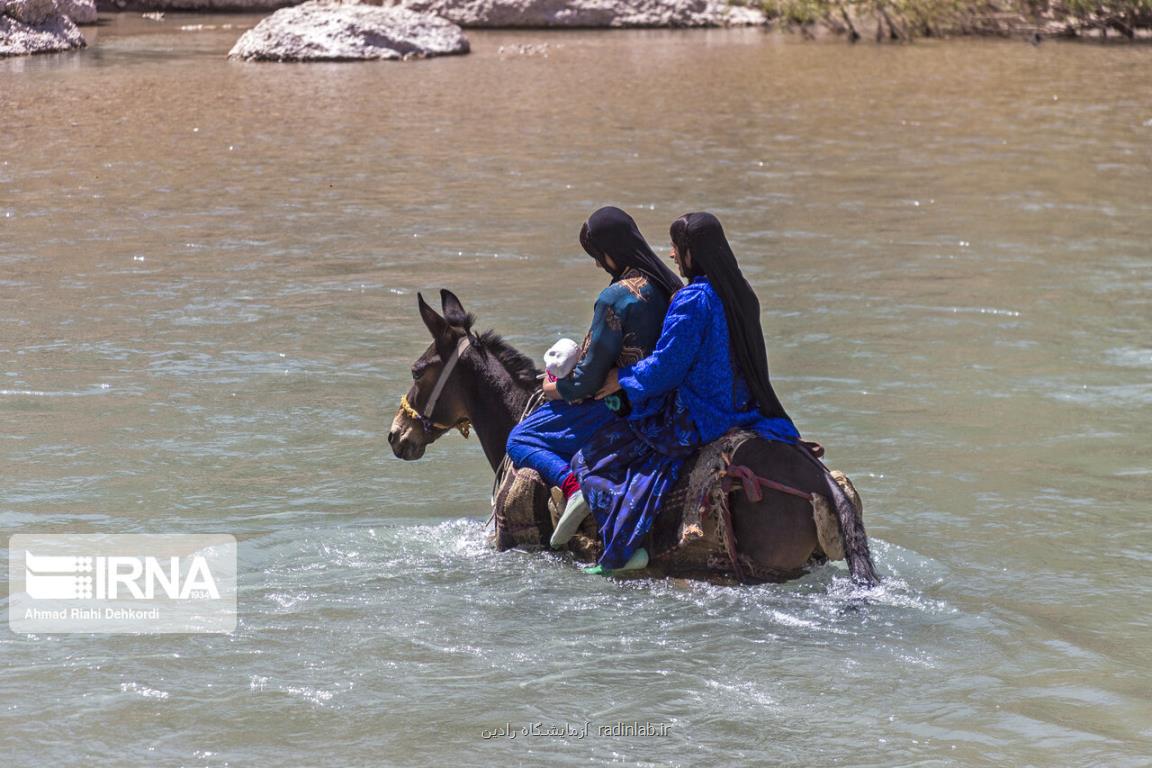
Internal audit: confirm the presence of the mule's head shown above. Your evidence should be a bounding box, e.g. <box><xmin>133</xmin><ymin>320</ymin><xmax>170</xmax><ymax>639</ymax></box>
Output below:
<box><xmin>389</xmin><ymin>290</ymin><xmax>477</xmax><ymax>461</ymax></box>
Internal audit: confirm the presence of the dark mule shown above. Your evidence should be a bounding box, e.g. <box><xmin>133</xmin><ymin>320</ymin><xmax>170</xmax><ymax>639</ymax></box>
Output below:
<box><xmin>390</xmin><ymin>291</ymin><xmax>878</xmax><ymax>587</ymax></box>
<box><xmin>389</xmin><ymin>290</ymin><xmax>540</xmax><ymax>472</ymax></box>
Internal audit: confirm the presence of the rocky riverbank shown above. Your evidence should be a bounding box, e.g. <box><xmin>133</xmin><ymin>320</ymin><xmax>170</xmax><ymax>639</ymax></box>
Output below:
<box><xmin>96</xmin><ymin>0</ymin><xmax>766</xmax><ymax>26</ymax></box>
<box><xmin>760</xmin><ymin>0</ymin><xmax>1152</xmax><ymax>41</ymax></box>
<box><xmin>92</xmin><ymin>0</ymin><xmax>1152</xmax><ymax>38</ymax></box>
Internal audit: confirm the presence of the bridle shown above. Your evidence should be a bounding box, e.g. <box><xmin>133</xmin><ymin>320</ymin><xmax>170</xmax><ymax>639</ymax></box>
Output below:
<box><xmin>400</xmin><ymin>336</ymin><xmax>472</xmax><ymax>439</ymax></box>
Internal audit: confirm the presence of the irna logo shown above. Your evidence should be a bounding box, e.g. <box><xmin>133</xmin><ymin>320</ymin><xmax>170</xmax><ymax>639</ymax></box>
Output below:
<box><xmin>9</xmin><ymin>534</ymin><xmax>237</xmax><ymax>634</ymax></box>
<box><xmin>24</xmin><ymin>551</ymin><xmax>220</xmax><ymax>601</ymax></box>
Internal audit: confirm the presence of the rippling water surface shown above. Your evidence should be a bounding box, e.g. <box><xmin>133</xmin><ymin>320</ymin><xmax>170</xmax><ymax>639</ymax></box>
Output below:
<box><xmin>2</xmin><ymin>16</ymin><xmax>1151</xmax><ymax>767</ymax></box>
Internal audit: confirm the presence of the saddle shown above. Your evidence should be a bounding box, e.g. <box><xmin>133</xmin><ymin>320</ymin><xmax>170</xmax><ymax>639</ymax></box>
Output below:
<box><xmin>491</xmin><ymin>430</ymin><xmax>864</xmax><ymax>582</ymax></box>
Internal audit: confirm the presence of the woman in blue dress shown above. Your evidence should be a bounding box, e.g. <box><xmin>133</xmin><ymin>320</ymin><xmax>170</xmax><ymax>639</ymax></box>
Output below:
<box><xmin>505</xmin><ymin>207</ymin><xmax>682</xmax><ymax>537</ymax></box>
<box><xmin>558</xmin><ymin>212</ymin><xmax>800</xmax><ymax>574</ymax></box>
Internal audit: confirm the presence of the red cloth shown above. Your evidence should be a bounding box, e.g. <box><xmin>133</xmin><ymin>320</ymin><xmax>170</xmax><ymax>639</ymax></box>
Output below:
<box><xmin>560</xmin><ymin>473</ymin><xmax>581</xmax><ymax>501</ymax></box>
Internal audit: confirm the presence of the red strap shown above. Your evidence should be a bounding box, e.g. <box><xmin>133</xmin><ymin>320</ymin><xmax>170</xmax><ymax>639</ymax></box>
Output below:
<box><xmin>723</xmin><ymin>465</ymin><xmax>813</xmax><ymax>503</ymax></box>
<box><xmin>723</xmin><ymin>464</ymin><xmax>763</xmax><ymax>502</ymax></box>
<box><xmin>717</xmin><ymin>493</ymin><xmax>745</xmax><ymax>584</ymax></box>
<box><xmin>699</xmin><ymin>461</ymin><xmax>816</xmax><ymax>585</ymax></box>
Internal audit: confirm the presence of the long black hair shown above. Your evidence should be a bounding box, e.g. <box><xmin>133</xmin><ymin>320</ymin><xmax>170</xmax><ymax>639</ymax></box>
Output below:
<box><xmin>670</xmin><ymin>212</ymin><xmax>791</xmax><ymax>422</ymax></box>
<box><xmin>579</xmin><ymin>206</ymin><xmax>682</xmax><ymax>299</ymax></box>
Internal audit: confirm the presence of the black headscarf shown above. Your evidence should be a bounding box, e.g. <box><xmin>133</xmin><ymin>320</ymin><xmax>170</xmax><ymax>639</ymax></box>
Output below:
<box><xmin>579</xmin><ymin>206</ymin><xmax>683</xmax><ymax>299</ymax></box>
<box><xmin>670</xmin><ymin>212</ymin><xmax>791</xmax><ymax>422</ymax></box>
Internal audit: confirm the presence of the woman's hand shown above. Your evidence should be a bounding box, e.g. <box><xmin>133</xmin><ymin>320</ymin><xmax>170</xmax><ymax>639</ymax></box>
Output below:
<box><xmin>595</xmin><ymin>369</ymin><xmax>621</xmax><ymax>400</ymax></box>
<box><xmin>542</xmin><ymin>377</ymin><xmax>562</xmax><ymax>401</ymax></box>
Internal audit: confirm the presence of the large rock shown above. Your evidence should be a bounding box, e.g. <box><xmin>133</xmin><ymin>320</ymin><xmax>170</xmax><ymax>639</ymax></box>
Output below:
<box><xmin>1</xmin><ymin>2</ymin><xmax>86</xmax><ymax>55</ymax></box>
<box><xmin>390</xmin><ymin>0</ymin><xmax>763</xmax><ymax>27</ymax></box>
<box><xmin>58</xmin><ymin>0</ymin><xmax>97</xmax><ymax>23</ymax></box>
<box><xmin>228</xmin><ymin>1</ymin><xmax>470</xmax><ymax>61</ymax></box>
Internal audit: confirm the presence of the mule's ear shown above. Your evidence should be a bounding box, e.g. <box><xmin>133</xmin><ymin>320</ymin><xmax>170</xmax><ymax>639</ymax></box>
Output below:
<box><xmin>418</xmin><ymin>292</ymin><xmax>450</xmax><ymax>339</ymax></box>
<box><xmin>440</xmin><ymin>289</ymin><xmax>471</xmax><ymax>330</ymax></box>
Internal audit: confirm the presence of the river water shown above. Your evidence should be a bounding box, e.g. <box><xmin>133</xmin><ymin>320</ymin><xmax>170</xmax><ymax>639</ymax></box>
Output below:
<box><xmin>2</xmin><ymin>14</ymin><xmax>1150</xmax><ymax>767</ymax></box>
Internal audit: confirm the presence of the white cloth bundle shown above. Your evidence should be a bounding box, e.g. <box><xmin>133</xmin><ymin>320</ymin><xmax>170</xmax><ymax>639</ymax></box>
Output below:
<box><xmin>543</xmin><ymin>338</ymin><xmax>581</xmax><ymax>379</ymax></box>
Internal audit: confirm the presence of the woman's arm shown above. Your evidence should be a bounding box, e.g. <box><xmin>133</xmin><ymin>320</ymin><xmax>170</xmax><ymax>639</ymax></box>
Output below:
<box><xmin>612</xmin><ymin>288</ymin><xmax>707</xmax><ymax>402</ymax></box>
<box><xmin>555</xmin><ymin>295</ymin><xmax>624</xmax><ymax>402</ymax></box>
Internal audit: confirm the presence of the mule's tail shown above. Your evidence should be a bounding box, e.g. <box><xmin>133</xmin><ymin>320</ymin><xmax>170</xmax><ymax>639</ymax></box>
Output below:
<box><xmin>807</xmin><ymin>452</ymin><xmax>879</xmax><ymax>587</ymax></box>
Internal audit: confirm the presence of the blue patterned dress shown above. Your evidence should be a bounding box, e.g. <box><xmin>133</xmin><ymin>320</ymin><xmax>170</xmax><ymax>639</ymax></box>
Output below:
<box><xmin>572</xmin><ymin>276</ymin><xmax>799</xmax><ymax>569</ymax></box>
<box><xmin>506</xmin><ymin>270</ymin><xmax>668</xmax><ymax>488</ymax></box>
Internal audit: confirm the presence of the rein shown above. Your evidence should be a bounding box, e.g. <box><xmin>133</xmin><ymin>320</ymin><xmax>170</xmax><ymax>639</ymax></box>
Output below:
<box><xmin>401</xmin><ymin>336</ymin><xmax>473</xmax><ymax>438</ymax></box>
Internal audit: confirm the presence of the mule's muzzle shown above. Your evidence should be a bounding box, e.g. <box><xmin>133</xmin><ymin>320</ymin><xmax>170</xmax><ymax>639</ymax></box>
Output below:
<box><xmin>389</xmin><ymin>412</ymin><xmax>428</xmax><ymax>461</ymax></box>
<box><xmin>391</xmin><ymin>437</ymin><xmax>426</xmax><ymax>461</ymax></box>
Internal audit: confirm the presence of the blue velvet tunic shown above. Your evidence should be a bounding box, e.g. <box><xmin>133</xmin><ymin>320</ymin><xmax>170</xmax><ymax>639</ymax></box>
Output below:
<box><xmin>573</xmin><ymin>276</ymin><xmax>798</xmax><ymax>569</ymax></box>
<box><xmin>506</xmin><ymin>270</ymin><xmax>669</xmax><ymax>488</ymax></box>
<box><xmin>619</xmin><ymin>276</ymin><xmax>798</xmax><ymax>444</ymax></box>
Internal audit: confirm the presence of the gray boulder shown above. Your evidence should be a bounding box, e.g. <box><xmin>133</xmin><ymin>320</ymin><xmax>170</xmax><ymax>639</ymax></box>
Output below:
<box><xmin>1</xmin><ymin>0</ymin><xmax>86</xmax><ymax>56</ymax></box>
<box><xmin>58</xmin><ymin>0</ymin><xmax>97</xmax><ymax>23</ymax></box>
<box><xmin>228</xmin><ymin>1</ymin><xmax>470</xmax><ymax>61</ymax></box>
